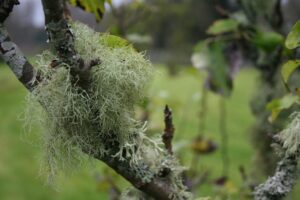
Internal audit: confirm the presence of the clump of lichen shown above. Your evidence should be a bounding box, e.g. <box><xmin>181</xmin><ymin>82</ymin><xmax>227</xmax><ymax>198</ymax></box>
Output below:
<box><xmin>26</xmin><ymin>22</ymin><xmax>154</xmax><ymax>181</ymax></box>
<box><xmin>26</xmin><ymin>22</ymin><xmax>192</xmax><ymax>199</ymax></box>
<box><xmin>278</xmin><ymin>112</ymin><xmax>300</xmax><ymax>156</ymax></box>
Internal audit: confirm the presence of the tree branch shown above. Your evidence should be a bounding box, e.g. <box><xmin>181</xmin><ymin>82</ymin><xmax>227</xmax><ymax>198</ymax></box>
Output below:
<box><xmin>101</xmin><ymin>154</ymin><xmax>174</xmax><ymax>200</ymax></box>
<box><xmin>0</xmin><ymin>0</ymin><xmax>38</xmax><ymax>91</ymax></box>
<box><xmin>41</xmin><ymin>1</ymin><xmax>188</xmax><ymax>199</ymax></box>
<box><xmin>254</xmin><ymin>154</ymin><xmax>298</xmax><ymax>200</ymax></box>
<box><xmin>42</xmin><ymin>0</ymin><xmax>100</xmax><ymax>90</ymax></box>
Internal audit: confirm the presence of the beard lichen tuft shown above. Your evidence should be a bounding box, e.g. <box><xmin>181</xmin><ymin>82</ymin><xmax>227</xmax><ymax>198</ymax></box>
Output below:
<box><xmin>26</xmin><ymin>22</ymin><xmax>192</xmax><ymax>199</ymax></box>
<box><xmin>278</xmin><ymin>112</ymin><xmax>300</xmax><ymax>156</ymax></box>
<box><xmin>26</xmin><ymin>22</ymin><xmax>154</xmax><ymax>181</ymax></box>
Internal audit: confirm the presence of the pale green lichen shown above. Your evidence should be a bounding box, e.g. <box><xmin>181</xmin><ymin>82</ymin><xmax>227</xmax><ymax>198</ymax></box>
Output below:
<box><xmin>26</xmin><ymin>21</ymin><xmax>154</xmax><ymax>181</ymax></box>
<box><xmin>26</xmin><ymin>22</ymin><xmax>192</xmax><ymax>200</ymax></box>
<box><xmin>278</xmin><ymin>112</ymin><xmax>300</xmax><ymax>156</ymax></box>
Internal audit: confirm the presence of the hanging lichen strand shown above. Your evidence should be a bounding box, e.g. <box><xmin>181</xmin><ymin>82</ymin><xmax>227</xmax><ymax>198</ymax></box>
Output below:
<box><xmin>26</xmin><ymin>21</ymin><xmax>154</xmax><ymax>179</ymax></box>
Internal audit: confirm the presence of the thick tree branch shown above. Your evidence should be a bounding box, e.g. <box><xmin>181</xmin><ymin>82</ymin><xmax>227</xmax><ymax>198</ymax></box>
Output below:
<box><xmin>101</xmin><ymin>154</ymin><xmax>174</xmax><ymax>200</ymax></box>
<box><xmin>42</xmin><ymin>0</ymin><xmax>81</xmax><ymax>68</ymax></box>
<box><xmin>254</xmin><ymin>154</ymin><xmax>298</xmax><ymax>200</ymax></box>
<box><xmin>42</xmin><ymin>0</ymin><xmax>100</xmax><ymax>90</ymax></box>
<box><xmin>0</xmin><ymin>0</ymin><xmax>37</xmax><ymax>91</ymax></box>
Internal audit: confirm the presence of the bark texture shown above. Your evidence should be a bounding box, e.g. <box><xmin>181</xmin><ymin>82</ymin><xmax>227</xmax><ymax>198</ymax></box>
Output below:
<box><xmin>254</xmin><ymin>155</ymin><xmax>298</xmax><ymax>200</ymax></box>
<box><xmin>0</xmin><ymin>0</ymin><xmax>37</xmax><ymax>91</ymax></box>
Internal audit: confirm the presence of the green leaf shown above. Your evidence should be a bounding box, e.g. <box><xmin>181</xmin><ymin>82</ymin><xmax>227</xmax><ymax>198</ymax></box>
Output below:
<box><xmin>251</xmin><ymin>31</ymin><xmax>284</xmax><ymax>52</ymax></box>
<box><xmin>281</xmin><ymin>60</ymin><xmax>300</xmax><ymax>83</ymax></box>
<box><xmin>207</xmin><ymin>42</ymin><xmax>232</xmax><ymax>97</ymax></box>
<box><xmin>68</xmin><ymin>0</ymin><xmax>110</xmax><ymax>22</ymax></box>
<box><xmin>206</xmin><ymin>19</ymin><xmax>239</xmax><ymax>35</ymax></box>
<box><xmin>267</xmin><ymin>94</ymin><xmax>299</xmax><ymax>122</ymax></box>
<box><xmin>99</xmin><ymin>34</ymin><xmax>131</xmax><ymax>48</ymax></box>
<box><xmin>192</xmin><ymin>41</ymin><xmax>232</xmax><ymax>96</ymax></box>
<box><xmin>286</xmin><ymin>20</ymin><xmax>300</xmax><ymax>49</ymax></box>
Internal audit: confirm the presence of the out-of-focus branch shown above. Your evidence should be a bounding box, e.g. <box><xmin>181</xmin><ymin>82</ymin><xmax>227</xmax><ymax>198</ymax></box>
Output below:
<box><xmin>162</xmin><ymin>105</ymin><xmax>175</xmax><ymax>155</ymax></box>
<box><xmin>254</xmin><ymin>154</ymin><xmax>298</xmax><ymax>200</ymax></box>
<box><xmin>0</xmin><ymin>0</ymin><xmax>38</xmax><ymax>91</ymax></box>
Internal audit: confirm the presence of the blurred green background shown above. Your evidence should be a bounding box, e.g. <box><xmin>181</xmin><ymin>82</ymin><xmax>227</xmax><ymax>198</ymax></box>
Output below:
<box><xmin>0</xmin><ymin>64</ymin><xmax>264</xmax><ymax>199</ymax></box>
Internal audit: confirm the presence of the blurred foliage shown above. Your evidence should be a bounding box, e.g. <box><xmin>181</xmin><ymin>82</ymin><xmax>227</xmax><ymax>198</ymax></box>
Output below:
<box><xmin>281</xmin><ymin>59</ymin><xmax>300</xmax><ymax>85</ymax></box>
<box><xmin>286</xmin><ymin>21</ymin><xmax>300</xmax><ymax>49</ymax></box>
<box><xmin>104</xmin><ymin>0</ymin><xmax>219</xmax><ymax>61</ymax></box>
<box><xmin>206</xmin><ymin>19</ymin><xmax>239</xmax><ymax>35</ymax></box>
<box><xmin>192</xmin><ymin>44</ymin><xmax>236</xmax><ymax>97</ymax></box>
<box><xmin>189</xmin><ymin>0</ymin><xmax>300</xmax><ymax>192</ymax></box>
<box><xmin>266</xmin><ymin>94</ymin><xmax>299</xmax><ymax>122</ymax></box>
<box><xmin>68</xmin><ymin>0</ymin><xmax>112</xmax><ymax>21</ymax></box>
<box><xmin>266</xmin><ymin>19</ymin><xmax>300</xmax><ymax>123</ymax></box>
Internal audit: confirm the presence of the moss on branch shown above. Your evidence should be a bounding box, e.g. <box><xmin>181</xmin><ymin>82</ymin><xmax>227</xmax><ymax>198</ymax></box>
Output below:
<box><xmin>26</xmin><ymin>22</ymin><xmax>191</xmax><ymax>199</ymax></box>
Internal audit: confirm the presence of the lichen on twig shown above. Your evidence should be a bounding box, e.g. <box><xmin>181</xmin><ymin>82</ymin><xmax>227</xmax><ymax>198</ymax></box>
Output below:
<box><xmin>163</xmin><ymin>105</ymin><xmax>175</xmax><ymax>155</ymax></box>
<box><xmin>254</xmin><ymin>112</ymin><xmax>300</xmax><ymax>200</ymax></box>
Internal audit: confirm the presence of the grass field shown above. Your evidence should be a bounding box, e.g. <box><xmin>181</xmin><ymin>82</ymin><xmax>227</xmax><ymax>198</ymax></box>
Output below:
<box><xmin>0</xmin><ymin>64</ymin><xmax>298</xmax><ymax>199</ymax></box>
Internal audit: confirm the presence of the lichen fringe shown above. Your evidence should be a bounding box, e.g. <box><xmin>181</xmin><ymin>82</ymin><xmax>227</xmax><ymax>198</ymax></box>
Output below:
<box><xmin>278</xmin><ymin>112</ymin><xmax>300</xmax><ymax>156</ymax></box>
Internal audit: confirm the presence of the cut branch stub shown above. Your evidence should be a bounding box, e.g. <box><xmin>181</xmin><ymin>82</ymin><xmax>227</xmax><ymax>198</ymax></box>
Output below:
<box><xmin>163</xmin><ymin>105</ymin><xmax>175</xmax><ymax>155</ymax></box>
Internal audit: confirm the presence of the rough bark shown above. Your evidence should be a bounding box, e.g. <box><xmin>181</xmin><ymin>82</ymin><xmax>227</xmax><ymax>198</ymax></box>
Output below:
<box><xmin>42</xmin><ymin>0</ymin><xmax>101</xmax><ymax>90</ymax></box>
<box><xmin>254</xmin><ymin>155</ymin><xmax>298</xmax><ymax>200</ymax></box>
<box><xmin>101</xmin><ymin>154</ymin><xmax>174</xmax><ymax>200</ymax></box>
